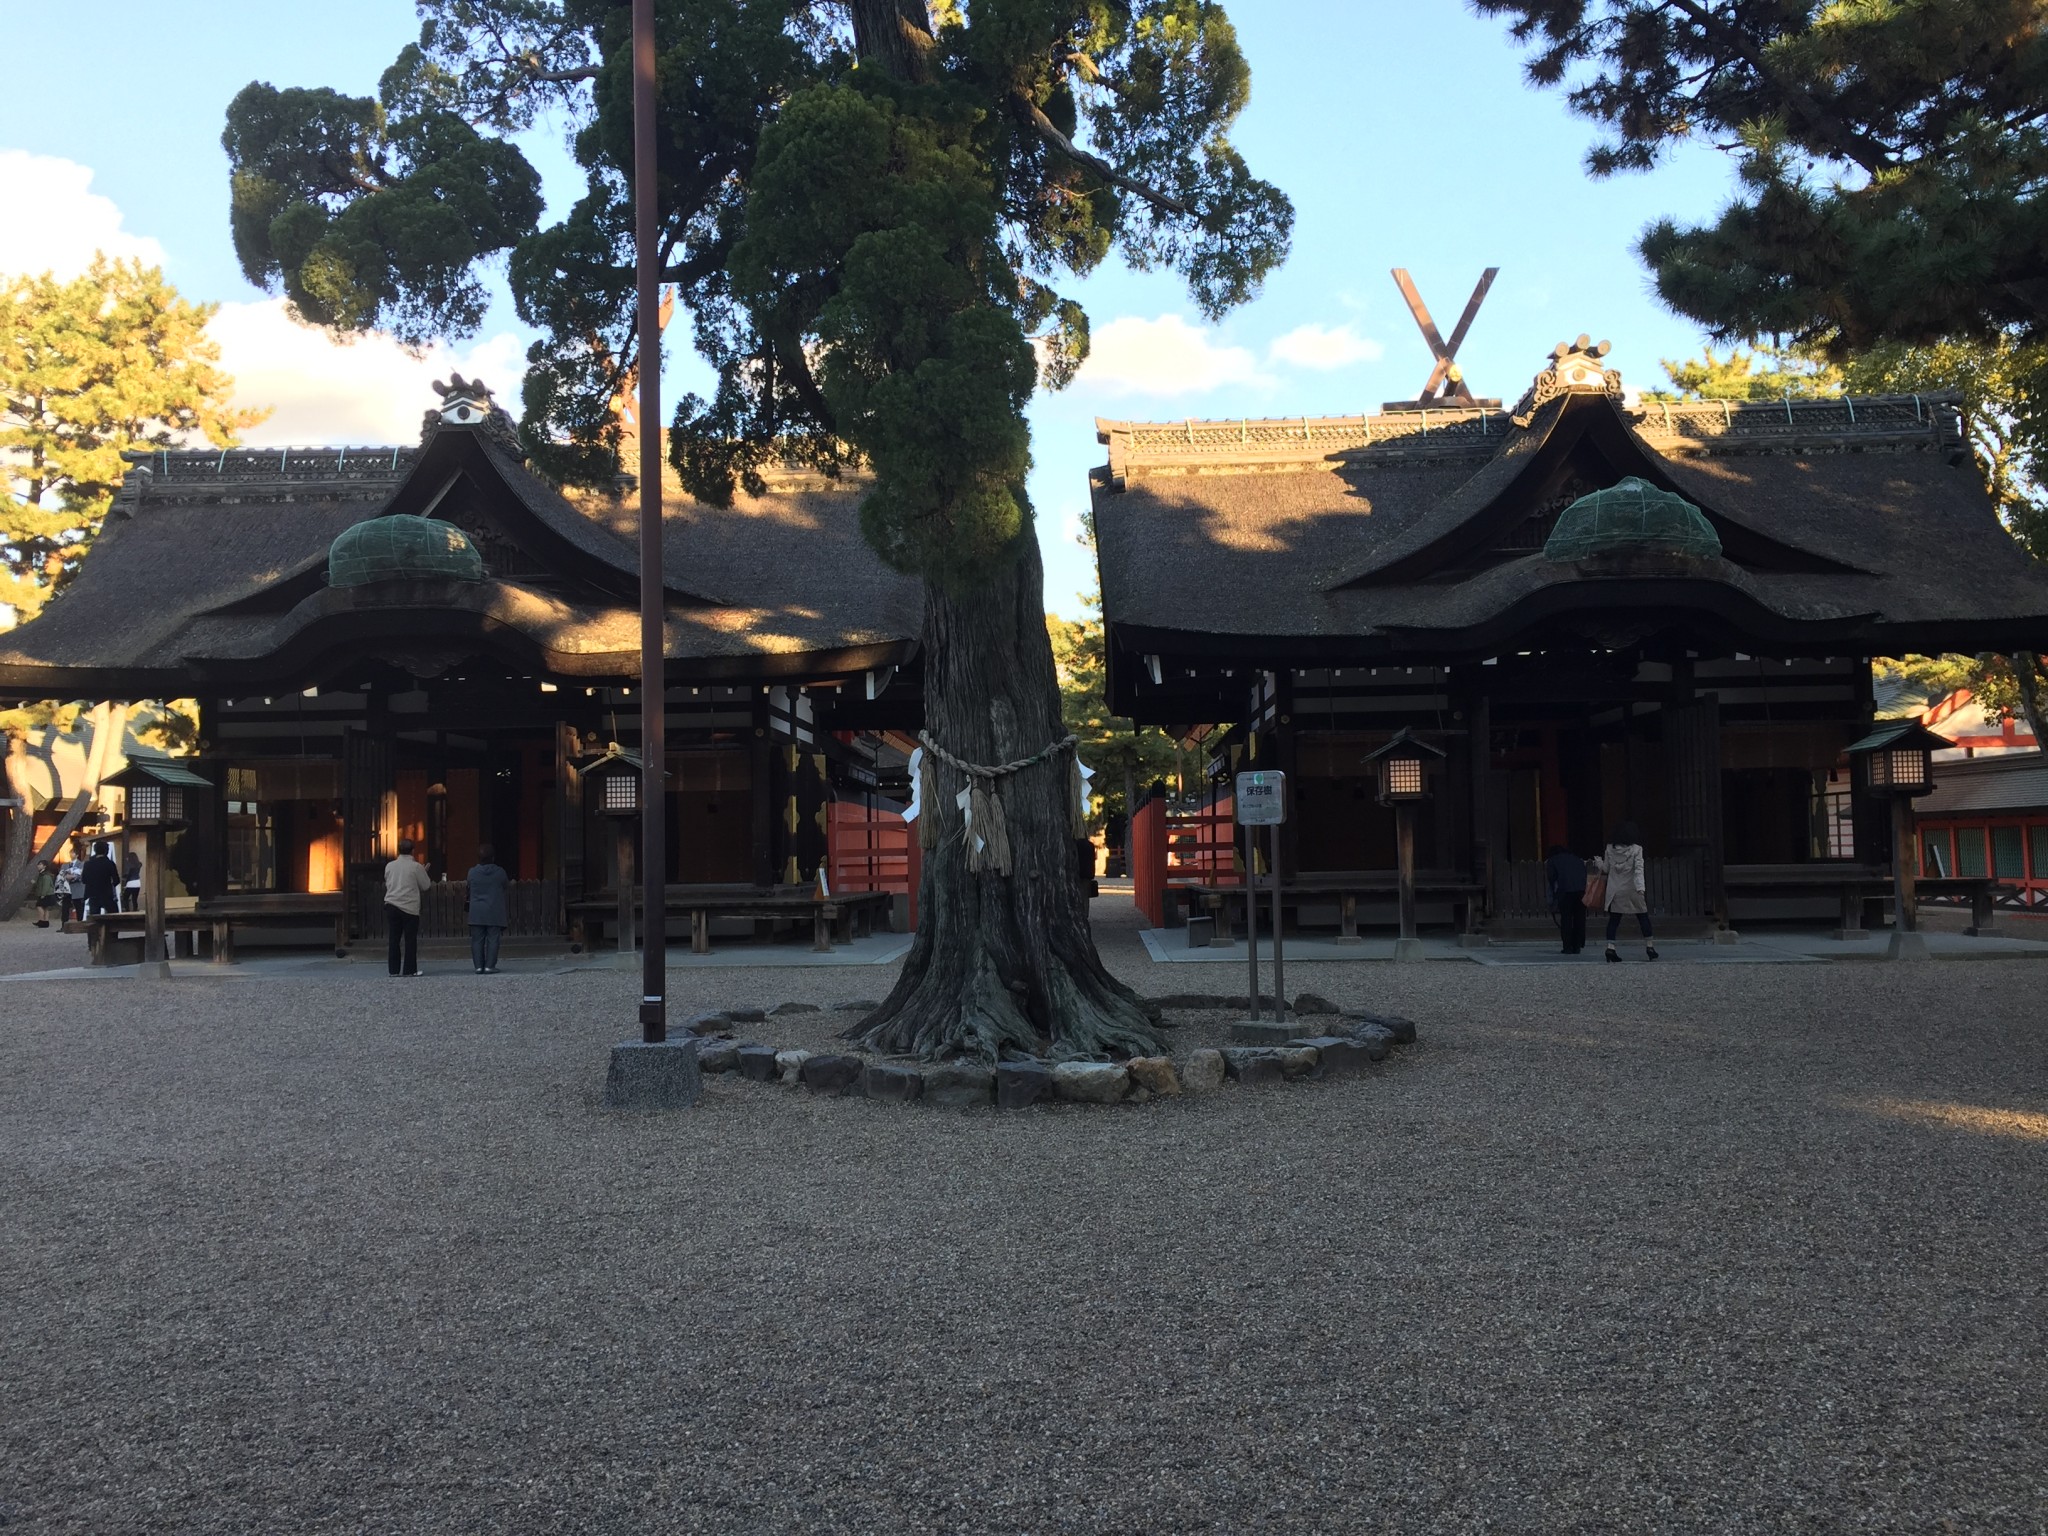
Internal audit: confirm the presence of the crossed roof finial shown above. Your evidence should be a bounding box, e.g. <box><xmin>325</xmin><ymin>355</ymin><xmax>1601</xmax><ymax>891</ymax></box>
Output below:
<box><xmin>1387</xmin><ymin>266</ymin><xmax>1500</xmax><ymax>412</ymax></box>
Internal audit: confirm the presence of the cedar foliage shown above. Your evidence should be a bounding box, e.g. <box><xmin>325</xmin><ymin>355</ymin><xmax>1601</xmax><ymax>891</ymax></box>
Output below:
<box><xmin>1</xmin><ymin>258</ymin><xmax>265</xmax><ymax>624</ymax></box>
<box><xmin>1474</xmin><ymin>0</ymin><xmax>2048</xmax><ymax>352</ymax></box>
<box><xmin>221</xmin><ymin>1</ymin><xmax>1292</xmax><ymax>590</ymax></box>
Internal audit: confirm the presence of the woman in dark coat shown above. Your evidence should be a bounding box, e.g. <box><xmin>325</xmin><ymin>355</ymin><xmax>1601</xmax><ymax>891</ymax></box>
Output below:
<box><xmin>465</xmin><ymin>844</ymin><xmax>511</xmax><ymax>974</ymax></box>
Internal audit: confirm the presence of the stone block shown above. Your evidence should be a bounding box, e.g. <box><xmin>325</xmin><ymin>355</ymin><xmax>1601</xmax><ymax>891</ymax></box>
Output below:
<box><xmin>1229</xmin><ymin>1019</ymin><xmax>1300</xmax><ymax>1046</ymax></box>
<box><xmin>1343</xmin><ymin>1012</ymin><xmax>1416</xmax><ymax>1046</ymax></box>
<box><xmin>1352</xmin><ymin>1026</ymin><xmax>1392</xmax><ymax>1062</ymax></box>
<box><xmin>603</xmin><ymin>1040</ymin><xmax>703</xmax><ymax>1110</ymax></box>
<box><xmin>769</xmin><ymin>1001</ymin><xmax>820</xmax><ymax>1015</ymax></box>
<box><xmin>775</xmin><ymin>1049</ymin><xmax>814</xmax><ymax>1086</ymax></box>
<box><xmin>1296</xmin><ymin>1036</ymin><xmax>1369</xmax><ymax>1076</ymax></box>
<box><xmin>1126</xmin><ymin>1056</ymin><xmax>1181</xmax><ymax>1098</ymax></box>
<box><xmin>862</xmin><ymin>1062</ymin><xmax>924</xmax><ymax>1102</ymax></box>
<box><xmin>1292</xmin><ymin>992</ymin><xmax>1340</xmax><ymax>1015</ymax></box>
<box><xmin>1052</xmin><ymin>1061</ymin><xmax>1130</xmax><ymax>1105</ymax></box>
<box><xmin>924</xmin><ymin>1062</ymin><xmax>995</xmax><ymax>1108</ymax></box>
<box><xmin>1180</xmin><ymin>1049</ymin><xmax>1226</xmax><ymax>1094</ymax></box>
<box><xmin>683</xmin><ymin>1011</ymin><xmax>734</xmax><ymax>1035</ymax></box>
<box><xmin>1220</xmin><ymin>1047</ymin><xmax>1285</xmax><ymax>1086</ymax></box>
<box><xmin>724</xmin><ymin>1006</ymin><xmax>769</xmax><ymax>1024</ymax></box>
<box><xmin>800</xmin><ymin>1053</ymin><xmax>865</xmax><ymax>1095</ymax></box>
<box><xmin>1185</xmin><ymin>916</ymin><xmax>1216</xmax><ymax>948</ymax></box>
<box><xmin>692</xmin><ymin>1038</ymin><xmax>741</xmax><ymax>1074</ymax></box>
<box><xmin>1276</xmin><ymin>1046</ymin><xmax>1319</xmax><ymax>1080</ymax></box>
<box><xmin>996</xmin><ymin>1060</ymin><xmax>1053</xmax><ymax>1109</ymax></box>
<box><xmin>737</xmin><ymin>1044</ymin><xmax>780</xmax><ymax>1082</ymax></box>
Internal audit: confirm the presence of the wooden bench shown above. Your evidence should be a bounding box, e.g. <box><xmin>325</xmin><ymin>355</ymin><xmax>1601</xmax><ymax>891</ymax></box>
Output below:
<box><xmin>570</xmin><ymin>885</ymin><xmax>896</xmax><ymax>955</ymax></box>
<box><xmin>78</xmin><ymin>910</ymin><xmax>212</xmax><ymax>966</ymax></box>
<box><xmin>1722</xmin><ymin>865</ymin><xmax>2009</xmax><ymax>936</ymax></box>
<box><xmin>193</xmin><ymin>893</ymin><xmax>350</xmax><ymax>962</ymax></box>
<box><xmin>1169</xmin><ymin>875</ymin><xmax>1488</xmax><ymax>941</ymax></box>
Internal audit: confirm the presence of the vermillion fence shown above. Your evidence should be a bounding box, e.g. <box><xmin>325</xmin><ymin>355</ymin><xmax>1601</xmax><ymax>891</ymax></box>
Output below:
<box><xmin>827</xmin><ymin>801</ymin><xmax>919</xmax><ymax>927</ymax></box>
<box><xmin>1132</xmin><ymin>798</ymin><xmax>1239</xmax><ymax>926</ymax></box>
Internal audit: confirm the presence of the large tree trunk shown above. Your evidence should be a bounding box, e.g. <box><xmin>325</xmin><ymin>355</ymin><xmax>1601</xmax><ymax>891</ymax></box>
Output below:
<box><xmin>845</xmin><ymin>531</ymin><xmax>1165</xmax><ymax>1063</ymax></box>
<box><xmin>0</xmin><ymin>701</ymin><xmax>129</xmax><ymax>920</ymax></box>
<box><xmin>0</xmin><ymin>727</ymin><xmax>33</xmax><ymax>917</ymax></box>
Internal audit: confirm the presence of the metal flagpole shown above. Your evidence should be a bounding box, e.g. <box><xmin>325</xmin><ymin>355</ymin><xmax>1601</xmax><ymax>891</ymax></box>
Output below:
<box><xmin>633</xmin><ymin>0</ymin><xmax>667</xmax><ymax>1043</ymax></box>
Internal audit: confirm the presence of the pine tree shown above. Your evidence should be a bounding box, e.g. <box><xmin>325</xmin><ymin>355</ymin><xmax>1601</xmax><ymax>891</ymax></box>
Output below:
<box><xmin>223</xmin><ymin>1</ymin><xmax>1291</xmax><ymax>1059</ymax></box>
<box><xmin>1474</xmin><ymin>0</ymin><xmax>2048</xmax><ymax>352</ymax></box>
<box><xmin>1</xmin><ymin>257</ymin><xmax>266</xmax><ymax>623</ymax></box>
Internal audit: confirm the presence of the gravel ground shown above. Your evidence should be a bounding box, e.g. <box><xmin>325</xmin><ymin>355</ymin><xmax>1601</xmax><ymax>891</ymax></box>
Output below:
<box><xmin>2</xmin><ymin>902</ymin><xmax>2045</xmax><ymax>1534</ymax></box>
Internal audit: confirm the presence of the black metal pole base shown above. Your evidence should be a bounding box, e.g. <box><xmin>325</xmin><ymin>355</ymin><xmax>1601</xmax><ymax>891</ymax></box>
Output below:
<box><xmin>639</xmin><ymin>998</ymin><xmax>667</xmax><ymax>1040</ymax></box>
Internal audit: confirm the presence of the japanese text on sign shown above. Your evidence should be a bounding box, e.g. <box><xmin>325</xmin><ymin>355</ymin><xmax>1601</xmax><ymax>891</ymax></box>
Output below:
<box><xmin>1235</xmin><ymin>770</ymin><xmax>1286</xmax><ymax>825</ymax></box>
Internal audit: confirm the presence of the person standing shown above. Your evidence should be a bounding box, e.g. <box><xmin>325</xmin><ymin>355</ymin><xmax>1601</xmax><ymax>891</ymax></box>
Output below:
<box><xmin>464</xmin><ymin>843</ymin><xmax>510</xmax><ymax>974</ymax></box>
<box><xmin>31</xmin><ymin>862</ymin><xmax>56</xmax><ymax>927</ymax></box>
<box><xmin>1544</xmin><ymin>844</ymin><xmax>1588</xmax><ymax>955</ymax></box>
<box><xmin>55</xmin><ymin>852</ymin><xmax>83</xmax><ymax>924</ymax></box>
<box><xmin>1594</xmin><ymin>821</ymin><xmax>1657</xmax><ymax>962</ymax></box>
<box><xmin>121</xmin><ymin>849</ymin><xmax>143</xmax><ymax>912</ymax></box>
<box><xmin>383</xmin><ymin>837</ymin><xmax>433</xmax><ymax>977</ymax></box>
<box><xmin>79</xmin><ymin>840</ymin><xmax>121</xmax><ymax>918</ymax></box>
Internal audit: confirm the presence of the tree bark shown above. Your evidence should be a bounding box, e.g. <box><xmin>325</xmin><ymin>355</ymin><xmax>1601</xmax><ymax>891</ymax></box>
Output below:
<box><xmin>2012</xmin><ymin>650</ymin><xmax>2048</xmax><ymax>751</ymax></box>
<box><xmin>849</xmin><ymin>0</ymin><xmax>937</xmax><ymax>84</ymax></box>
<box><xmin>844</xmin><ymin>530</ymin><xmax>1165</xmax><ymax>1062</ymax></box>
<box><xmin>0</xmin><ymin>701</ymin><xmax>129</xmax><ymax>921</ymax></box>
<box><xmin>0</xmin><ymin>727</ymin><xmax>34</xmax><ymax>917</ymax></box>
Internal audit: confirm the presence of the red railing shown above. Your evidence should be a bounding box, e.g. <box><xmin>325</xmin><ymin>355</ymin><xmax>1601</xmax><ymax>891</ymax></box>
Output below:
<box><xmin>827</xmin><ymin>801</ymin><xmax>920</xmax><ymax>926</ymax></box>
<box><xmin>1132</xmin><ymin>798</ymin><xmax>1241</xmax><ymax>926</ymax></box>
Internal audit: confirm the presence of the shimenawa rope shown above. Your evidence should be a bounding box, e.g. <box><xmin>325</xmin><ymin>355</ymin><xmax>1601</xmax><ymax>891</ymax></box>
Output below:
<box><xmin>916</xmin><ymin>729</ymin><xmax>1086</xmax><ymax>874</ymax></box>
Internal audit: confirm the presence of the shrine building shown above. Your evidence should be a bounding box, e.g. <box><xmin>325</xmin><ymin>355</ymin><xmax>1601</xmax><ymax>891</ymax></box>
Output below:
<box><xmin>0</xmin><ymin>382</ymin><xmax>925</xmax><ymax>947</ymax></box>
<box><xmin>1093</xmin><ymin>340</ymin><xmax>2048</xmax><ymax>936</ymax></box>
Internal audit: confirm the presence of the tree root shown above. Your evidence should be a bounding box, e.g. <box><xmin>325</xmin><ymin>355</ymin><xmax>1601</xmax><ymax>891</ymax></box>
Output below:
<box><xmin>844</xmin><ymin>927</ymin><xmax>1167</xmax><ymax>1064</ymax></box>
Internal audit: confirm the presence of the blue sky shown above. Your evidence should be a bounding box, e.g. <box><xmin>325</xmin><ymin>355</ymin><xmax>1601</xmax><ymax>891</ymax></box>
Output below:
<box><xmin>1</xmin><ymin>0</ymin><xmax>1740</xmax><ymax>618</ymax></box>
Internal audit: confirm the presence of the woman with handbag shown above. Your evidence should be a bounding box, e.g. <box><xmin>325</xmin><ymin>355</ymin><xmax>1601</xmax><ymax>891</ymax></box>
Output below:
<box><xmin>1591</xmin><ymin>821</ymin><xmax>1656</xmax><ymax>962</ymax></box>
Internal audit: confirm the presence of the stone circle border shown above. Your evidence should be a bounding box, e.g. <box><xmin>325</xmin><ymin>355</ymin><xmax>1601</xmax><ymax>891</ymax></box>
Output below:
<box><xmin>671</xmin><ymin>994</ymin><xmax>1419</xmax><ymax>1109</ymax></box>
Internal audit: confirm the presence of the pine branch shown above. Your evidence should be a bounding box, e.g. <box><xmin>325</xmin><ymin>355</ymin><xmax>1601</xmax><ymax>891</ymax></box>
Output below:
<box><xmin>1658</xmin><ymin>0</ymin><xmax>1897</xmax><ymax>174</ymax></box>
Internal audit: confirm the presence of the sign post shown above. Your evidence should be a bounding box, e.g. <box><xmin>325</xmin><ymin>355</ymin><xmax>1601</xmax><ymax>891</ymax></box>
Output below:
<box><xmin>1235</xmin><ymin>770</ymin><xmax>1286</xmax><ymax>1023</ymax></box>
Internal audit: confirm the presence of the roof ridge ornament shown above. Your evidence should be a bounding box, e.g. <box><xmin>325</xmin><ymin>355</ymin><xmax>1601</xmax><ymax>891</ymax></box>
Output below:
<box><xmin>422</xmin><ymin>373</ymin><xmax>524</xmax><ymax>457</ymax></box>
<box><xmin>1511</xmin><ymin>336</ymin><xmax>1622</xmax><ymax>426</ymax></box>
<box><xmin>1386</xmin><ymin>266</ymin><xmax>1501</xmax><ymax>412</ymax></box>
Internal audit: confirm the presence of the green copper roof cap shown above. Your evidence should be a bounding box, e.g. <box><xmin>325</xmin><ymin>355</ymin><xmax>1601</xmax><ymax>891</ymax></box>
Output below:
<box><xmin>1543</xmin><ymin>476</ymin><xmax>1722</xmax><ymax>563</ymax></box>
<box><xmin>329</xmin><ymin>514</ymin><xmax>485</xmax><ymax>587</ymax></box>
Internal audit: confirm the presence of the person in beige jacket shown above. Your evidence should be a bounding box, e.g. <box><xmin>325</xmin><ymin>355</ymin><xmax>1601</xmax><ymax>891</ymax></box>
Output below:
<box><xmin>1593</xmin><ymin>820</ymin><xmax>1657</xmax><ymax>963</ymax></box>
<box><xmin>383</xmin><ymin>837</ymin><xmax>434</xmax><ymax>977</ymax></box>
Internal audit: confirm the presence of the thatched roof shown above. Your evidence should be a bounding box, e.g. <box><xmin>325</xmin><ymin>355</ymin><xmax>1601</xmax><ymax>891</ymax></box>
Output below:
<box><xmin>0</xmin><ymin>421</ymin><xmax>921</xmax><ymax>699</ymax></box>
<box><xmin>1094</xmin><ymin>386</ymin><xmax>2048</xmax><ymax>698</ymax></box>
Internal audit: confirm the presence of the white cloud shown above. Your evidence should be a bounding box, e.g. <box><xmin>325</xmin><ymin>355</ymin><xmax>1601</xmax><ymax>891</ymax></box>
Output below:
<box><xmin>0</xmin><ymin>150</ymin><xmax>165</xmax><ymax>279</ymax></box>
<box><xmin>210</xmin><ymin>300</ymin><xmax>526</xmax><ymax>446</ymax></box>
<box><xmin>1076</xmin><ymin>314</ymin><xmax>1270</xmax><ymax>396</ymax></box>
<box><xmin>0</xmin><ymin>150</ymin><xmax>527</xmax><ymax>446</ymax></box>
<box><xmin>1268</xmin><ymin>322</ymin><xmax>1384</xmax><ymax>371</ymax></box>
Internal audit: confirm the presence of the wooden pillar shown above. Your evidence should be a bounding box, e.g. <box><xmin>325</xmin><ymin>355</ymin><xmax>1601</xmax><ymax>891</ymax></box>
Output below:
<box><xmin>141</xmin><ymin>827</ymin><xmax>169</xmax><ymax>979</ymax></box>
<box><xmin>1393</xmin><ymin>802</ymin><xmax>1423</xmax><ymax>962</ymax></box>
<box><xmin>750</xmin><ymin>692</ymin><xmax>775</xmax><ymax>887</ymax></box>
<box><xmin>615</xmin><ymin>820</ymin><xmax>636</xmax><ymax>962</ymax></box>
<box><xmin>1467</xmin><ymin>690</ymin><xmax>1493</xmax><ymax>916</ymax></box>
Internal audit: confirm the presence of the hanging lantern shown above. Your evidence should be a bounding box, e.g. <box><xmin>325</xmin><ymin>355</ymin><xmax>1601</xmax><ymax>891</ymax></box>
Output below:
<box><xmin>583</xmin><ymin>743</ymin><xmax>654</xmax><ymax>818</ymax></box>
<box><xmin>104</xmin><ymin>753</ymin><xmax>208</xmax><ymax>830</ymax></box>
<box><xmin>1846</xmin><ymin>721</ymin><xmax>1948</xmax><ymax>798</ymax></box>
<box><xmin>1362</xmin><ymin>729</ymin><xmax>1446</xmax><ymax>805</ymax></box>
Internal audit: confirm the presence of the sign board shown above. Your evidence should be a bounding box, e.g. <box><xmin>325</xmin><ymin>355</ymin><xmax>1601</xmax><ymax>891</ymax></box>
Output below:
<box><xmin>1235</xmin><ymin>770</ymin><xmax>1286</xmax><ymax>825</ymax></box>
